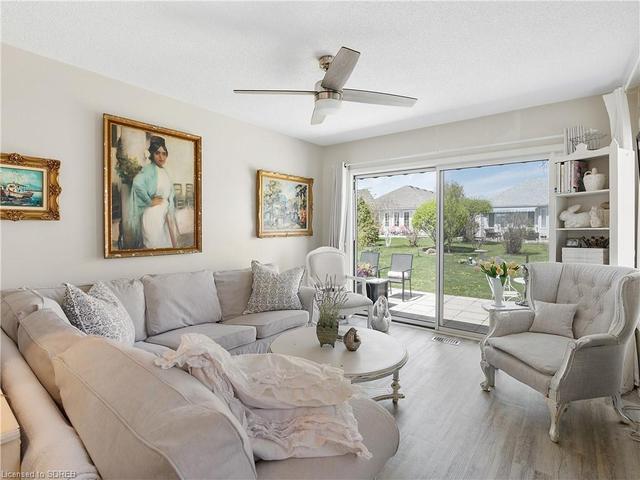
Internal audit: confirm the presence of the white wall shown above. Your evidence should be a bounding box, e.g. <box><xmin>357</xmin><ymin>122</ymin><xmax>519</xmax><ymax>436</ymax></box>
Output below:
<box><xmin>0</xmin><ymin>45</ymin><xmax>323</xmax><ymax>288</ymax></box>
<box><xmin>320</xmin><ymin>95</ymin><xmax>612</xmax><ymax>245</ymax></box>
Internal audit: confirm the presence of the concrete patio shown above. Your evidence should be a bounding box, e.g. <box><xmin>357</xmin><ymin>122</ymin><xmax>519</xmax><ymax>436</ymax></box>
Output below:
<box><xmin>387</xmin><ymin>289</ymin><xmax>505</xmax><ymax>330</ymax></box>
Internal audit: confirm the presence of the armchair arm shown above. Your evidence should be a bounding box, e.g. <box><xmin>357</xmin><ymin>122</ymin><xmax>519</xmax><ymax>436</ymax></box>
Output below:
<box><xmin>345</xmin><ymin>275</ymin><xmax>367</xmax><ymax>295</ymax></box>
<box><xmin>297</xmin><ymin>286</ymin><xmax>316</xmax><ymax>325</ymax></box>
<box><xmin>489</xmin><ymin>310</ymin><xmax>534</xmax><ymax>338</ymax></box>
<box><xmin>550</xmin><ymin>333</ymin><xmax>625</xmax><ymax>403</ymax></box>
<box><xmin>575</xmin><ymin>333</ymin><xmax>619</xmax><ymax>350</ymax></box>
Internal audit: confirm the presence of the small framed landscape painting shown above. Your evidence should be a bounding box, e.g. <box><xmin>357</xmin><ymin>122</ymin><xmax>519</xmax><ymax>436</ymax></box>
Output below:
<box><xmin>0</xmin><ymin>153</ymin><xmax>61</xmax><ymax>221</ymax></box>
<box><xmin>103</xmin><ymin>114</ymin><xmax>202</xmax><ymax>258</ymax></box>
<box><xmin>256</xmin><ymin>170</ymin><xmax>313</xmax><ymax>238</ymax></box>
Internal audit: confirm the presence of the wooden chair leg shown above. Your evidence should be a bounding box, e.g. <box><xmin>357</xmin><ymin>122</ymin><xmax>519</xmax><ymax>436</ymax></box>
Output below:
<box><xmin>545</xmin><ymin>398</ymin><xmax>568</xmax><ymax>443</ymax></box>
<box><xmin>612</xmin><ymin>393</ymin><xmax>634</xmax><ymax>425</ymax></box>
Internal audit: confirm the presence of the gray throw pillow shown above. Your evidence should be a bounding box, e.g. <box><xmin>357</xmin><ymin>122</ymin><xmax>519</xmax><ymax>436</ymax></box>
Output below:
<box><xmin>529</xmin><ymin>300</ymin><xmax>578</xmax><ymax>338</ymax></box>
<box><xmin>62</xmin><ymin>282</ymin><xmax>135</xmax><ymax>344</ymax></box>
<box><xmin>244</xmin><ymin>261</ymin><xmax>304</xmax><ymax>314</ymax></box>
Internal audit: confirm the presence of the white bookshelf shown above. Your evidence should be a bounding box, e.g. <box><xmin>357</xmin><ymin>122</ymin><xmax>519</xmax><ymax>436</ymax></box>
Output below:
<box><xmin>549</xmin><ymin>140</ymin><xmax>636</xmax><ymax>267</ymax></box>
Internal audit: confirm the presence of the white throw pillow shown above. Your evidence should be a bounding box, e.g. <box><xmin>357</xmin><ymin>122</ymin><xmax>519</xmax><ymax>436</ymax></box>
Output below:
<box><xmin>244</xmin><ymin>261</ymin><xmax>304</xmax><ymax>314</ymax></box>
<box><xmin>529</xmin><ymin>300</ymin><xmax>578</xmax><ymax>339</ymax></box>
<box><xmin>62</xmin><ymin>282</ymin><xmax>135</xmax><ymax>344</ymax></box>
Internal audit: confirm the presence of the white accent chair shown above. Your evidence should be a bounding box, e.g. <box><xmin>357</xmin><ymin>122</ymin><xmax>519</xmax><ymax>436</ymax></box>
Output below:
<box><xmin>480</xmin><ymin>262</ymin><xmax>640</xmax><ymax>442</ymax></box>
<box><xmin>306</xmin><ymin>247</ymin><xmax>374</xmax><ymax>328</ymax></box>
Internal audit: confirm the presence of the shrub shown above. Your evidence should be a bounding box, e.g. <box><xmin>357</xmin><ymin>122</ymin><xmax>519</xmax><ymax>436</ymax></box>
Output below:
<box><xmin>503</xmin><ymin>227</ymin><xmax>524</xmax><ymax>254</ymax></box>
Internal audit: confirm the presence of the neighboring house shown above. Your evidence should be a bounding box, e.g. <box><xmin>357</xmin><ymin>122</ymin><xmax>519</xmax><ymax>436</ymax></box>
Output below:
<box><xmin>477</xmin><ymin>177</ymin><xmax>549</xmax><ymax>240</ymax></box>
<box><xmin>359</xmin><ymin>185</ymin><xmax>435</xmax><ymax>234</ymax></box>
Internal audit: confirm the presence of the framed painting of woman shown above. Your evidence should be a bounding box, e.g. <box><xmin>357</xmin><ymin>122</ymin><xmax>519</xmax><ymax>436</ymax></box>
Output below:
<box><xmin>103</xmin><ymin>114</ymin><xmax>202</xmax><ymax>258</ymax></box>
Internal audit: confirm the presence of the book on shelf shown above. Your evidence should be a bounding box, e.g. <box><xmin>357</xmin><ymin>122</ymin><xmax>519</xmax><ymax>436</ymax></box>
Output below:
<box><xmin>555</xmin><ymin>160</ymin><xmax>588</xmax><ymax>193</ymax></box>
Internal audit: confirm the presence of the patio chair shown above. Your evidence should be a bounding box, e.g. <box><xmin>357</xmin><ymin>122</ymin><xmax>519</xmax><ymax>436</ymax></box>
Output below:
<box><xmin>380</xmin><ymin>253</ymin><xmax>413</xmax><ymax>301</ymax></box>
<box><xmin>359</xmin><ymin>251</ymin><xmax>380</xmax><ymax>277</ymax></box>
<box><xmin>486</xmin><ymin>275</ymin><xmax>520</xmax><ymax>302</ymax></box>
<box><xmin>305</xmin><ymin>247</ymin><xmax>373</xmax><ymax>328</ymax></box>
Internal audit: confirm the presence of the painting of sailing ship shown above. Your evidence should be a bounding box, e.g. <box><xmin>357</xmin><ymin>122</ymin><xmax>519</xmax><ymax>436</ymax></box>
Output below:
<box><xmin>0</xmin><ymin>166</ymin><xmax>44</xmax><ymax>208</ymax></box>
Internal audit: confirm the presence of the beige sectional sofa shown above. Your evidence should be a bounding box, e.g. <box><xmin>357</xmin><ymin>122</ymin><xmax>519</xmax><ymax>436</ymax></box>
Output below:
<box><xmin>0</xmin><ymin>266</ymin><xmax>399</xmax><ymax>479</ymax></box>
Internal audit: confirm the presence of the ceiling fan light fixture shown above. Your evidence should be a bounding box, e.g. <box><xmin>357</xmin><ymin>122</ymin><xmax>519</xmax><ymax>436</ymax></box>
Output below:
<box><xmin>314</xmin><ymin>90</ymin><xmax>342</xmax><ymax>115</ymax></box>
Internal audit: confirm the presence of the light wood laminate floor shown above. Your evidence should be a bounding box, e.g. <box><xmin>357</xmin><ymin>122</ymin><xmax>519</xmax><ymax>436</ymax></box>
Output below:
<box><xmin>347</xmin><ymin>318</ymin><xmax>640</xmax><ymax>480</ymax></box>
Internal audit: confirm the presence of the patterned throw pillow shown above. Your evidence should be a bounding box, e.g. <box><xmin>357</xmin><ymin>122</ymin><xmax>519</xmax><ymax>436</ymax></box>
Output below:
<box><xmin>244</xmin><ymin>261</ymin><xmax>304</xmax><ymax>314</ymax></box>
<box><xmin>62</xmin><ymin>282</ymin><xmax>136</xmax><ymax>344</ymax></box>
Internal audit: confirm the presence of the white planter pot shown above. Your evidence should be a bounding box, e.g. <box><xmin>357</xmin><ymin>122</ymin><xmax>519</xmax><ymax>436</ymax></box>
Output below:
<box><xmin>489</xmin><ymin>276</ymin><xmax>504</xmax><ymax>307</ymax></box>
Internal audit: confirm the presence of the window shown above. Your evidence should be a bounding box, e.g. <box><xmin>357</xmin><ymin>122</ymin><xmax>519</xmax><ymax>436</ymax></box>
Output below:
<box><xmin>488</xmin><ymin>213</ymin><xmax>495</xmax><ymax>227</ymax></box>
<box><xmin>394</xmin><ymin>212</ymin><xmax>400</xmax><ymax>227</ymax></box>
<box><xmin>404</xmin><ymin>211</ymin><xmax>410</xmax><ymax>226</ymax></box>
<box><xmin>384</xmin><ymin>213</ymin><xmax>389</xmax><ymax>227</ymax></box>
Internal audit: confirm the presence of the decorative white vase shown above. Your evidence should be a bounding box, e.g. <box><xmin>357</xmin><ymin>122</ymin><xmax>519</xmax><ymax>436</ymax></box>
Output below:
<box><xmin>583</xmin><ymin>168</ymin><xmax>606</xmax><ymax>191</ymax></box>
<box><xmin>490</xmin><ymin>276</ymin><xmax>504</xmax><ymax>307</ymax></box>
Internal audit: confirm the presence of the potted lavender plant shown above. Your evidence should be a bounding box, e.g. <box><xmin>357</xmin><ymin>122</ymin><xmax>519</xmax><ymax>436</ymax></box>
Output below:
<box><xmin>313</xmin><ymin>276</ymin><xmax>348</xmax><ymax>347</ymax></box>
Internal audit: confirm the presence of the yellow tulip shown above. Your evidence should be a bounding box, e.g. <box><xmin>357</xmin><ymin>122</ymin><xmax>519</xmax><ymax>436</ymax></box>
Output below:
<box><xmin>496</xmin><ymin>266</ymin><xmax>503</xmax><ymax>275</ymax></box>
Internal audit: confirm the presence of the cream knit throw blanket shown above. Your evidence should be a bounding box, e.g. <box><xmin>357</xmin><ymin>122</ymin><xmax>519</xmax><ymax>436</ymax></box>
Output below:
<box><xmin>155</xmin><ymin>333</ymin><xmax>371</xmax><ymax>461</ymax></box>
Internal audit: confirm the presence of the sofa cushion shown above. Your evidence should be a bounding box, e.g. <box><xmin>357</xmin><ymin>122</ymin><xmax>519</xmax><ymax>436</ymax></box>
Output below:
<box><xmin>529</xmin><ymin>300</ymin><xmax>577</xmax><ymax>338</ymax></box>
<box><xmin>17</xmin><ymin>309</ymin><xmax>86</xmax><ymax>406</ymax></box>
<box><xmin>62</xmin><ymin>283</ymin><xmax>136</xmax><ymax>344</ymax></box>
<box><xmin>213</xmin><ymin>265</ymin><xmax>278</xmax><ymax>320</ymax></box>
<box><xmin>1</xmin><ymin>289</ymin><xmax>69</xmax><ymax>342</ymax></box>
<box><xmin>245</xmin><ymin>261</ymin><xmax>304</xmax><ymax>314</ymax></box>
<box><xmin>106</xmin><ymin>279</ymin><xmax>147</xmax><ymax>341</ymax></box>
<box><xmin>488</xmin><ymin>332</ymin><xmax>574</xmax><ymax>375</ymax></box>
<box><xmin>134</xmin><ymin>340</ymin><xmax>173</xmax><ymax>356</ymax></box>
<box><xmin>1</xmin><ymin>332</ymin><xmax>99</xmax><ymax>479</ymax></box>
<box><xmin>484</xmin><ymin>345</ymin><xmax>553</xmax><ymax>395</ymax></box>
<box><xmin>143</xmin><ymin>271</ymin><xmax>223</xmax><ymax>335</ymax></box>
<box><xmin>224</xmin><ymin>310</ymin><xmax>308</xmax><ymax>338</ymax></box>
<box><xmin>53</xmin><ymin>336</ymin><xmax>256</xmax><ymax>480</ymax></box>
<box><xmin>146</xmin><ymin>323</ymin><xmax>257</xmax><ymax>351</ymax></box>
<box><xmin>256</xmin><ymin>397</ymin><xmax>398</xmax><ymax>480</ymax></box>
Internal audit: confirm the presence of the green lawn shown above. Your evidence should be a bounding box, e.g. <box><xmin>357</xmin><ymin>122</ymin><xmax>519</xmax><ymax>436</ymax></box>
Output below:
<box><xmin>358</xmin><ymin>237</ymin><xmax>549</xmax><ymax>299</ymax></box>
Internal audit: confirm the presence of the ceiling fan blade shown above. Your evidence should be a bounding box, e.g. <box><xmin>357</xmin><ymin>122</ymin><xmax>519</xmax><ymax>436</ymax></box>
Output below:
<box><xmin>310</xmin><ymin>106</ymin><xmax>326</xmax><ymax>125</ymax></box>
<box><xmin>233</xmin><ymin>90</ymin><xmax>316</xmax><ymax>95</ymax></box>
<box><xmin>342</xmin><ymin>88</ymin><xmax>417</xmax><ymax>107</ymax></box>
<box><xmin>321</xmin><ymin>47</ymin><xmax>360</xmax><ymax>91</ymax></box>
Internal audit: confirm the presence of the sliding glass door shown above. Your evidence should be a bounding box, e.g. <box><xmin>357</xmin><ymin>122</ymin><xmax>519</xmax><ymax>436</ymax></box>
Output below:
<box><xmin>439</xmin><ymin>160</ymin><xmax>549</xmax><ymax>334</ymax></box>
<box><xmin>354</xmin><ymin>169</ymin><xmax>437</xmax><ymax>325</ymax></box>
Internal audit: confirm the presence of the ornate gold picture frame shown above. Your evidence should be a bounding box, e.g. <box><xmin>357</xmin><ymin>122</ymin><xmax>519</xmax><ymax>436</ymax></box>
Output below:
<box><xmin>257</xmin><ymin>170</ymin><xmax>313</xmax><ymax>238</ymax></box>
<box><xmin>103</xmin><ymin>114</ymin><xmax>202</xmax><ymax>258</ymax></box>
<box><xmin>1</xmin><ymin>153</ymin><xmax>61</xmax><ymax>221</ymax></box>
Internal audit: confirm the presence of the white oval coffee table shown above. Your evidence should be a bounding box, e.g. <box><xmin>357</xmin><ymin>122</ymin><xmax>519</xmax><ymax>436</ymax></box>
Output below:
<box><xmin>270</xmin><ymin>326</ymin><xmax>408</xmax><ymax>404</ymax></box>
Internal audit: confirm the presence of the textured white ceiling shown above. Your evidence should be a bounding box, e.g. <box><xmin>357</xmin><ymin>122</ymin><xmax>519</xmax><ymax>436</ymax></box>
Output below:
<box><xmin>2</xmin><ymin>1</ymin><xmax>638</xmax><ymax>146</ymax></box>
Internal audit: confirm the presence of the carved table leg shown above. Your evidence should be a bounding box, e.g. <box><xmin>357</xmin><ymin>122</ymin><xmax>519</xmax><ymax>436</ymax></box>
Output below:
<box><xmin>372</xmin><ymin>369</ymin><xmax>405</xmax><ymax>404</ymax></box>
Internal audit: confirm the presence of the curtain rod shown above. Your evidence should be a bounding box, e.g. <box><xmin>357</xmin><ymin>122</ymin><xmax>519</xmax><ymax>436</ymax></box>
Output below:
<box><xmin>344</xmin><ymin>134</ymin><xmax>563</xmax><ymax>167</ymax></box>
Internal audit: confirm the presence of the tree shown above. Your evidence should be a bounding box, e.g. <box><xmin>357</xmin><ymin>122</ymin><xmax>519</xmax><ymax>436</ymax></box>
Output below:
<box><xmin>357</xmin><ymin>197</ymin><xmax>379</xmax><ymax>248</ymax></box>
<box><xmin>412</xmin><ymin>199</ymin><xmax>437</xmax><ymax>245</ymax></box>
<box><xmin>413</xmin><ymin>183</ymin><xmax>493</xmax><ymax>253</ymax></box>
<box><xmin>462</xmin><ymin>198</ymin><xmax>492</xmax><ymax>242</ymax></box>
<box><xmin>442</xmin><ymin>182</ymin><xmax>468</xmax><ymax>252</ymax></box>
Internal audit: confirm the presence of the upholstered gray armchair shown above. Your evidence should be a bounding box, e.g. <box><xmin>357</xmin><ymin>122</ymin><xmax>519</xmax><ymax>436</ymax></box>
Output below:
<box><xmin>480</xmin><ymin>262</ymin><xmax>640</xmax><ymax>442</ymax></box>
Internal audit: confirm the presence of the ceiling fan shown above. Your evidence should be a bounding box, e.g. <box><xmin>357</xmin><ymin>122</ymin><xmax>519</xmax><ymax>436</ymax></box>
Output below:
<box><xmin>233</xmin><ymin>46</ymin><xmax>418</xmax><ymax>125</ymax></box>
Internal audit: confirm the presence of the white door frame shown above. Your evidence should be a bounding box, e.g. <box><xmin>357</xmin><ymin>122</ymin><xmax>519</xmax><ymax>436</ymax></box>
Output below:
<box><xmin>347</xmin><ymin>142</ymin><xmax>562</xmax><ymax>338</ymax></box>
